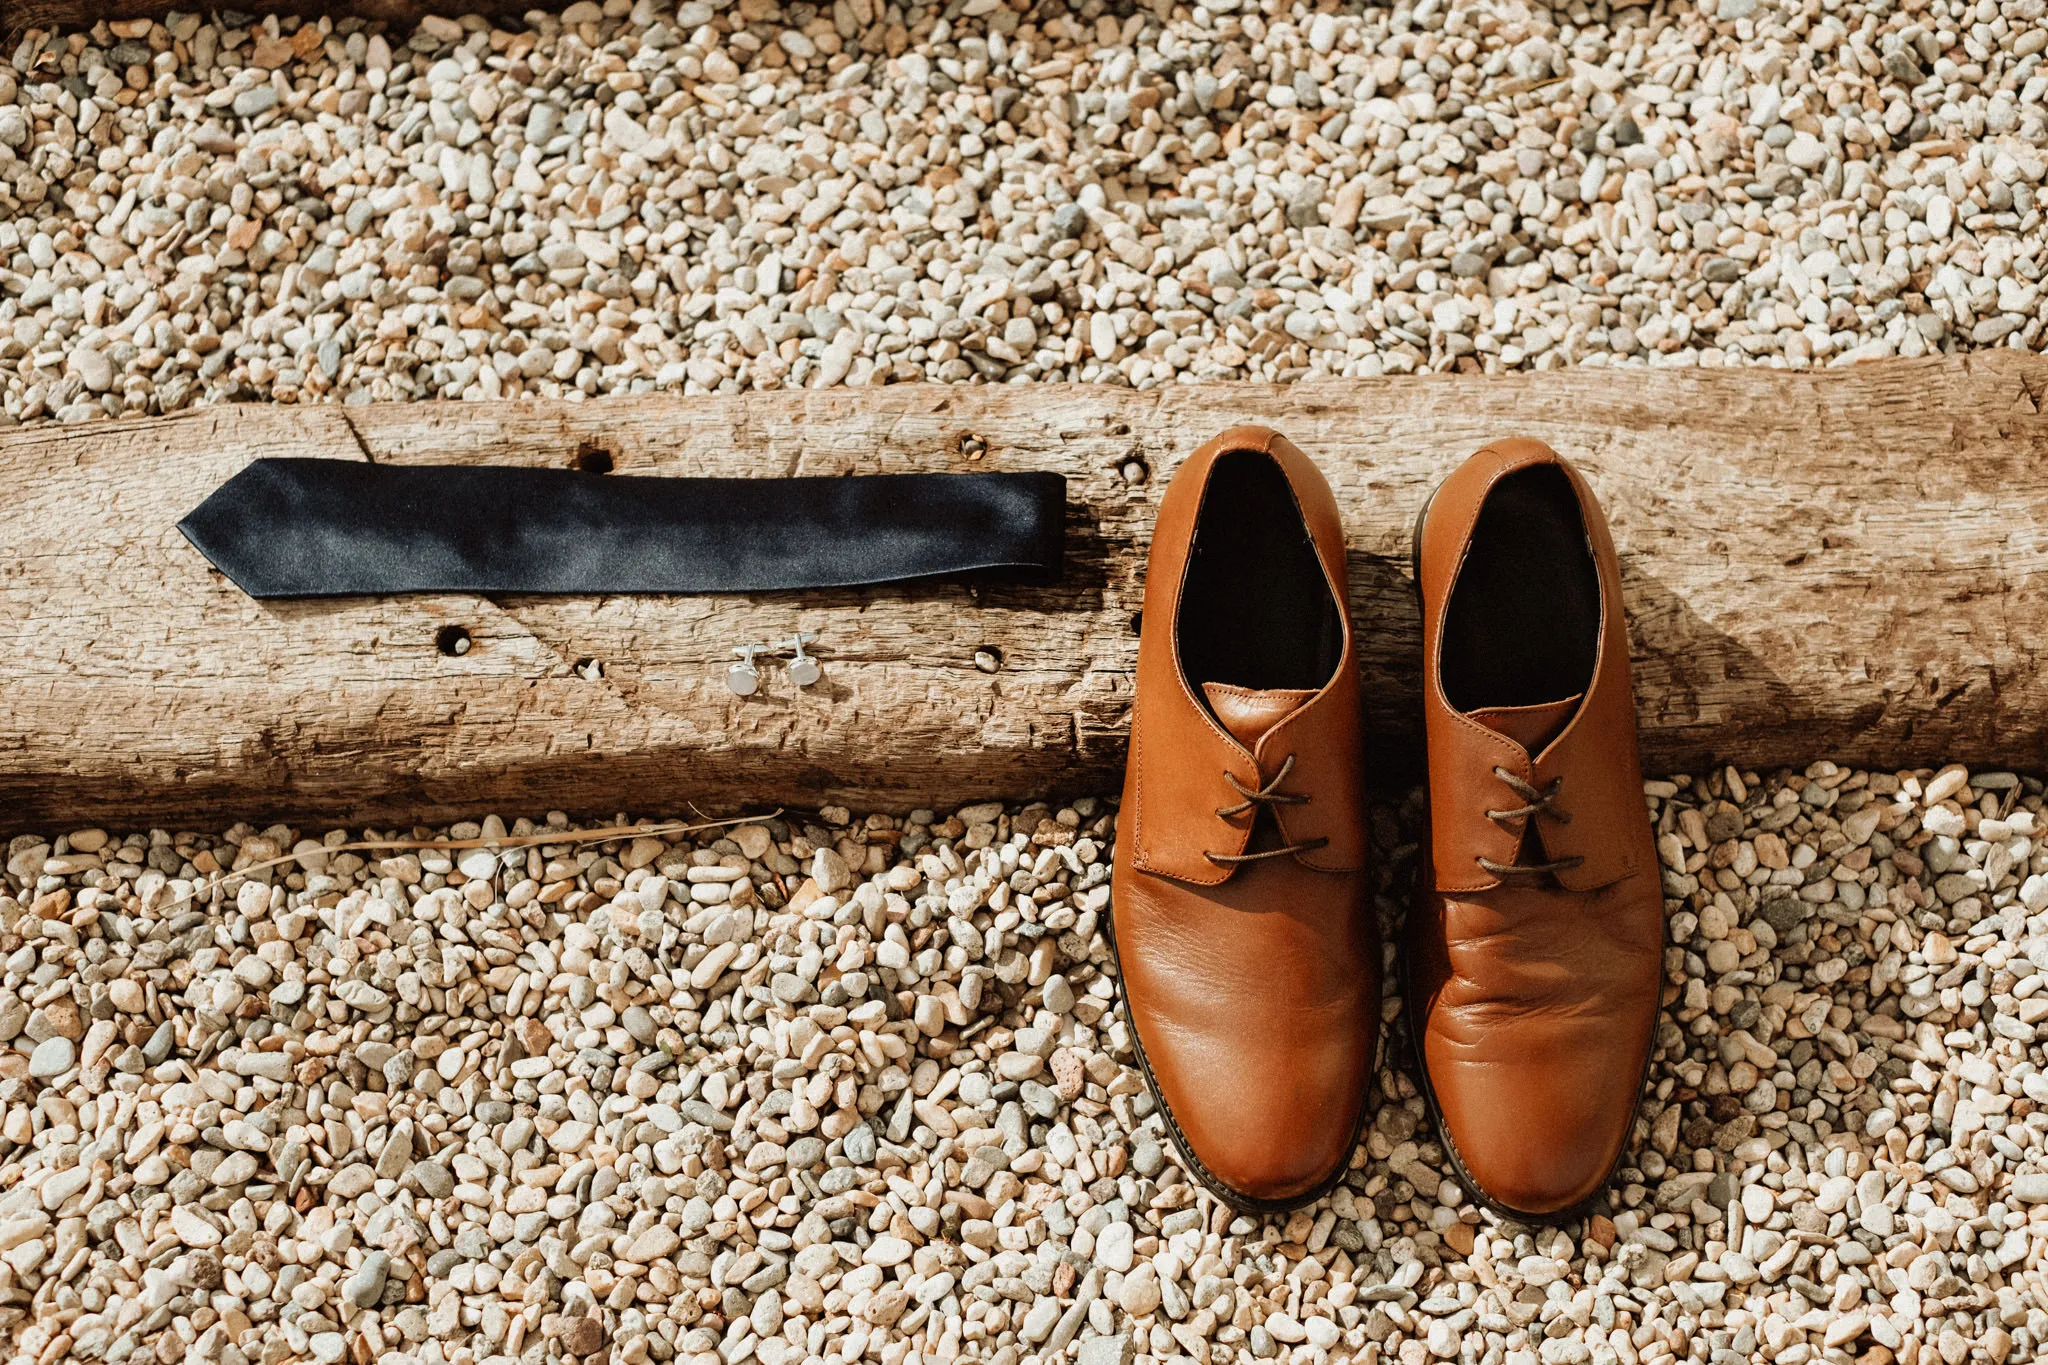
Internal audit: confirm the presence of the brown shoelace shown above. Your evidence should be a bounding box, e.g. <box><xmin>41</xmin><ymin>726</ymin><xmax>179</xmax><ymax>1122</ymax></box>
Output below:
<box><xmin>1204</xmin><ymin>753</ymin><xmax>1330</xmax><ymax>866</ymax></box>
<box><xmin>1477</xmin><ymin>766</ymin><xmax>1585</xmax><ymax>878</ymax></box>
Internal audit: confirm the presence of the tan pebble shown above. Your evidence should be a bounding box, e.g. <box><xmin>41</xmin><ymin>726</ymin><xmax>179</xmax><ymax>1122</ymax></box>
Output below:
<box><xmin>1050</xmin><ymin>1048</ymin><xmax>1086</xmax><ymax>1102</ymax></box>
<box><xmin>1923</xmin><ymin>764</ymin><xmax>1971</xmax><ymax>805</ymax></box>
<box><xmin>42</xmin><ymin>999</ymin><xmax>83</xmax><ymax>1041</ymax></box>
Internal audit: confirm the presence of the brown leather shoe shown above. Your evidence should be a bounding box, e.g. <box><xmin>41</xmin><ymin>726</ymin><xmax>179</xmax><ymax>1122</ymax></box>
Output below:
<box><xmin>1406</xmin><ymin>439</ymin><xmax>1664</xmax><ymax>1222</ymax></box>
<box><xmin>1111</xmin><ymin>426</ymin><xmax>1379</xmax><ymax>1213</ymax></box>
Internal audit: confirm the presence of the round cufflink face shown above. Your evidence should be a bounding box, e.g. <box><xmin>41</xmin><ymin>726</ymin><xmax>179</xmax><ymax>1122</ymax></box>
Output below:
<box><xmin>726</xmin><ymin>663</ymin><xmax>760</xmax><ymax>696</ymax></box>
<box><xmin>788</xmin><ymin>657</ymin><xmax>822</xmax><ymax>687</ymax></box>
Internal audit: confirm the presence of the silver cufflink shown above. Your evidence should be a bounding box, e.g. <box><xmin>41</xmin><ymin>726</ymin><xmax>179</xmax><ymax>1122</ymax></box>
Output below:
<box><xmin>782</xmin><ymin>633</ymin><xmax>822</xmax><ymax>687</ymax></box>
<box><xmin>727</xmin><ymin>643</ymin><xmax>771</xmax><ymax>696</ymax></box>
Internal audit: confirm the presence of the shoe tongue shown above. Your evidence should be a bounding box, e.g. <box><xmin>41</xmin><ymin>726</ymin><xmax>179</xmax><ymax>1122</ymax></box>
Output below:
<box><xmin>1199</xmin><ymin>683</ymin><xmax>1317</xmax><ymax>749</ymax></box>
<box><xmin>1468</xmin><ymin>694</ymin><xmax>1584</xmax><ymax>754</ymax></box>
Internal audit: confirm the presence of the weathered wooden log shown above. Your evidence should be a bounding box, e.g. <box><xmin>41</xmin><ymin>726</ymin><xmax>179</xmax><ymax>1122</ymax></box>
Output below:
<box><xmin>2</xmin><ymin>352</ymin><xmax>2046</xmax><ymax>828</ymax></box>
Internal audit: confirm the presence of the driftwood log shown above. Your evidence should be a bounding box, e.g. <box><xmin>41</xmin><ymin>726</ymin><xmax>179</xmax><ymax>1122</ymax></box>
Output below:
<box><xmin>2</xmin><ymin>352</ymin><xmax>2046</xmax><ymax>828</ymax></box>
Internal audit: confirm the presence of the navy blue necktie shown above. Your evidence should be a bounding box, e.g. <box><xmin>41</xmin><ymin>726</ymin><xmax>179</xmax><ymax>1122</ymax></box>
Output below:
<box><xmin>180</xmin><ymin>459</ymin><xmax>1066</xmax><ymax>599</ymax></box>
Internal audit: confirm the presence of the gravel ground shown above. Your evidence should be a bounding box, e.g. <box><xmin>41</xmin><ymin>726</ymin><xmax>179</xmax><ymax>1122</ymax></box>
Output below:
<box><xmin>6</xmin><ymin>1</ymin><xmax>2048</xmax><ymax>1364</ymax></box>
<box><xmin>4</xmin><ymin>766</ymin><xmax>2048</xmax><ymax>1365</ymax></box>
<box><xmin>2</xmin><ymin>0</ymin><xmax>2046</xmax><ymax>423</ymax></box>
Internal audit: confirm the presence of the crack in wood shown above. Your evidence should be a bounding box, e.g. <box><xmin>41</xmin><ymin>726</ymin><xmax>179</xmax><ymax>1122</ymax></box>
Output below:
<box><xmin>2015</xmin><ymin>373</ymin><xmax>2042</xmax><ymax>415</ymax></box>
<box><xmin>339</xmin><ymin>409</ymin><xmax>378</xmax><ymax>464</ymax></box>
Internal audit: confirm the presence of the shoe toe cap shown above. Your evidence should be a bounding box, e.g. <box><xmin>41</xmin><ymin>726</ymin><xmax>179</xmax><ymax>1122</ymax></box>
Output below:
<box><xmin>1431</xmin><ymin>1053</ymin><xmax>1634</xmax><ymax>1217</ymax></box>
<box><xmin>1143</xmin><ymin>1021</ymin><xmax>1367</xmax><ymax>1206</ymax></box>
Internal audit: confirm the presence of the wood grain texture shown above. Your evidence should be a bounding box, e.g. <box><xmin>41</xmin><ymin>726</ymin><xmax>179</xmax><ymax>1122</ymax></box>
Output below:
<box><xmin>3</xmin><ymin>352</ymin><xmax>2046</xmax><ymax>829</ymax></box>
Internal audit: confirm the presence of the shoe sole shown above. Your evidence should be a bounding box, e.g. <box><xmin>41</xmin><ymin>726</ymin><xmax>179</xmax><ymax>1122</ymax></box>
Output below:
<box><xmin>1404</xmin><ymin>468</ymin><xmax>1656</xmax><ymax>1228</ymax></box>
<box><xmin>1103</xmin><ymin>899</ymin><xmax>1374</xmax><ymax>1217</ymax></box>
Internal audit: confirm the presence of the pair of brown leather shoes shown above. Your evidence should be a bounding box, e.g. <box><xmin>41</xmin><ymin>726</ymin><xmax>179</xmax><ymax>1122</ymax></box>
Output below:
<box><xmin>1112</xmin><ymin>427</ymin><xmax>1663</xmax><ymax>1221</ymax></box>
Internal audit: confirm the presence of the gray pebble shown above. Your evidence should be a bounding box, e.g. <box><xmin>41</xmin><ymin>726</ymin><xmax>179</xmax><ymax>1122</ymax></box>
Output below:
<box><xmin>29</xmin><ymin>1037</ymin><xmax>74</xmax><ymax>1079</ymax></box>
<box><xmin>233</xmin><ymin>85</ymin><xmax>279</xmax><ymax>118</ymax></box>
<box><xmin>410</xmin><ymin>1161</ymin><xmax>455</xmax><ymax>1198</ymax></box>
<box><xmin>1078</xmin><ymin>1333</ymin><xmax>1135</xmax><ymax>1365</ymax></box>
<box><xmin>344</xmin><ymin>1251</ymin><xmax>391</xmax><ymax>1307</ymax></box>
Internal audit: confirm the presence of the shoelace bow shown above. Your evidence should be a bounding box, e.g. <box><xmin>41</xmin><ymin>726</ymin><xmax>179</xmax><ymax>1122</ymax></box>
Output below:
<box><xmin>1477</xmin><ymin>766</ymin><xmax>1586</xmax><ymax>878</ymax></box>
<box><xmin>1204</xmin><ymin>753</ymin><xmax>1329</xmax><ymax>866</ymax></box>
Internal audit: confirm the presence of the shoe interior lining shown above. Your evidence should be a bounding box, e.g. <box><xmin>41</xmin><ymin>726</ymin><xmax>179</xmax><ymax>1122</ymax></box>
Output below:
<box><xmin>1439</xmin><ymin>464</ymin><xmax>1601</xmax><ymax>714</ymax></box>
<box><xmin>1176</xmin><ymin>450</ymin><xmax>1344</xmax><ymax>694</ymax></box>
